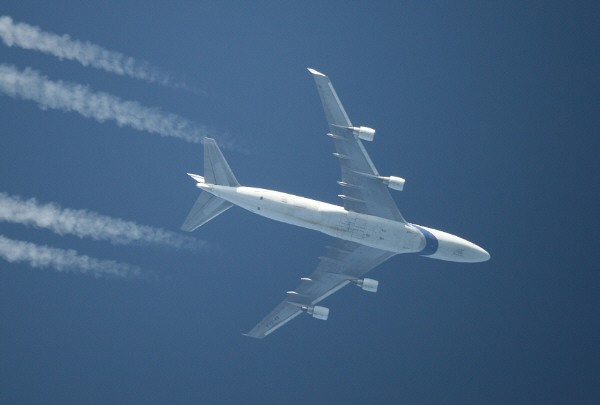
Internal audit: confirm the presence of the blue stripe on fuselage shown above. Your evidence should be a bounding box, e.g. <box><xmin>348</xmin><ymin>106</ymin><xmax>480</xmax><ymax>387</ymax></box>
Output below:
<box><xmin>413</xmin><ymin>225</ymin><xmax>438</xmax><ymax>256</ymax></box>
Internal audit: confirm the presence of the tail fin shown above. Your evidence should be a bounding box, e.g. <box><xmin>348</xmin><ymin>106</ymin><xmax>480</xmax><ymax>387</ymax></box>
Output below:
<box><xmin>180</xmin><ymin>138</ymin><xmax>238</xmax><ymax>232</ymax></box>
<box><xmin>202</xmin><ymin>138</ymin><xmax>239</xmax><ymax>187</ymax></box>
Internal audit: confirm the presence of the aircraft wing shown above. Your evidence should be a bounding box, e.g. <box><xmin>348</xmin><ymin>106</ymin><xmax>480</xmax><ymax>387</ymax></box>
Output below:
<box><xmin>308</xmin><ymin>68</ymin><xmax>406</xmax><ymax>223</ymax></box>
<box><xmin>244</xmin><ymin>239</ymin><xmax>396</xmax><ymax>338</ymax></box>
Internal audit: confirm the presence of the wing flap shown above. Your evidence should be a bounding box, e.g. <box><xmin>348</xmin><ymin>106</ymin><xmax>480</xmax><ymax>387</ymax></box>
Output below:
<box><xmin>244</xmin><ymin>302</ymin><xmax>303</xmax><ymax>339</ymax></box>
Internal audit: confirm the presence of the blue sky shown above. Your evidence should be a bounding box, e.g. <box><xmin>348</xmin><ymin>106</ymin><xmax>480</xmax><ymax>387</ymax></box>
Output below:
<box><xmin>1</xmin><ymin>1</ymin><xmax>598</xmax><ymax>404</ymax></box>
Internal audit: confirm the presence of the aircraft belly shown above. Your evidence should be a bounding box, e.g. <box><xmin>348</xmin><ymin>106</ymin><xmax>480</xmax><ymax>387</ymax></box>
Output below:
<box><xmin>208</xmin><ymin>185</ymin><xmax>420</xmax><ymax>254</ymax></box>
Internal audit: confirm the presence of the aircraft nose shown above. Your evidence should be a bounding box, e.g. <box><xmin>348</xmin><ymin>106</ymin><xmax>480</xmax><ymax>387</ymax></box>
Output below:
<box><xmin>471</xmin><ymin>244</ymin><xmax>490</xmax><ymax>262</ymax></box>
<box><xmin>414</xmin><ymin>225</ymin><xmax>490</xmax><ymax>263</ymax></box>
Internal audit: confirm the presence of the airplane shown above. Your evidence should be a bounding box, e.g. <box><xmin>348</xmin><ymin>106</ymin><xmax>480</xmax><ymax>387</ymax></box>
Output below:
<box><xmin>181</xmin><ymin>68</ymin><xmax>490</xmax><ymax>339</ymax></box>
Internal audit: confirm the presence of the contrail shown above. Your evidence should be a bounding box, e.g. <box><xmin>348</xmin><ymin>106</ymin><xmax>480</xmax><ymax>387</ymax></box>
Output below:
<box><xmin>0</xmin><ymin>15</ymin><xmax>192</xmax><ymax>91</ymax></box>
<box><xmin>0</xmin><ymin>192</ymin><xmax>208</xmax><ymax>252</ymax></box>
<box><xmin>0</xmin><ymin>64</ymin><xmax>216</xmax><ymax>144</ymax></box>
<box><xmin>0</xmin><ymin>234</ymin><xmax>142</xmax><ymax>279</ymax></box>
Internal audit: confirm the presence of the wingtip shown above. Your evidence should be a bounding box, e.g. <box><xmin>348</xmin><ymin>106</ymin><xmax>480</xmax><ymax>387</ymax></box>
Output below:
<box><xmin>307</xmin><ymin>67</ymin><xmax>326</xmax><ymax>77</ymax></box>
<box><xmin>242</xmin><ymin>332</ymin><xmax>263</xmax><ymax>339</ymax></box>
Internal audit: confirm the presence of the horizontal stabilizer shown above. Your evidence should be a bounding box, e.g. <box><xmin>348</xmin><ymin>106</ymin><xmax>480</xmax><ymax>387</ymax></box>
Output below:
<box><xmin>187</xmin><ymin>173</ymin><xmax>205</xmax><ymax>183</ymax></box>
<box><xmin>181</xmin><ymin>192</ymin><xmax>233</xmax><ymax>232</ymax></box>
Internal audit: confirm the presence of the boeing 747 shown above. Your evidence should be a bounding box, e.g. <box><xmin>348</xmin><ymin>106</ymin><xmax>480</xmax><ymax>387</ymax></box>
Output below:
<box><xmin>181</xmin><ymin>68</ymin><xmax>489</xmax><ymax>338</ymax></box>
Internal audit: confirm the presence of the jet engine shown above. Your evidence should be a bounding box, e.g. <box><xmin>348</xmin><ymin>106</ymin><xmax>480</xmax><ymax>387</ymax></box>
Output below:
<box><xmin>379</xmin><ymin>176</ymin><xmax>405</xmax><ymax>191</ymax></box>
<box><xmin>351</xmin><ymin>126</ymin><xmax>376</xmax><ymax>142</ymax></box>
<box><xmin>307</xmin><ymin>305</ymin><xmax>329</xmax><ymax>320</ymax></box>
<box><xmin>353</xmin><ymin>278</ymin><xmax>379</xmax><ymax>293</ymax></box>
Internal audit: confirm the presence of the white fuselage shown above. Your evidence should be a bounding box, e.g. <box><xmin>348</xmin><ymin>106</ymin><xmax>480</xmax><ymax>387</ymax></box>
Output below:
<box><xmin>199</xmin><ymin>184</ymin><xmax>490</xmax><ymax>263</ymax></box>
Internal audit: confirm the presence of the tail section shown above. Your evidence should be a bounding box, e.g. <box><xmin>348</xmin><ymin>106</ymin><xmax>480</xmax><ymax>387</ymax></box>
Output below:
<box><xmin>180</xmin><ymin>138</ymin><xmax>238</xmax><ymax>232</ymax></box>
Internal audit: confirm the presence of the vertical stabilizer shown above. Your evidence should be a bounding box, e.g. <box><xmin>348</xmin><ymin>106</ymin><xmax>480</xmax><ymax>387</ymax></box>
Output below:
<box><xmin>203</xmin><ymin>138</ymin><xmax>239</xmax><ymax>186</ymax></box>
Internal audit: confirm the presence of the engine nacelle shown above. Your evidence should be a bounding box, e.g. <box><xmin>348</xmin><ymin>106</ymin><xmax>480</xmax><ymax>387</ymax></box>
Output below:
<box><xmin>351</xmin><ymin>126</ymin><xmax>376</xmax><ymax>142</ymax></box>
<box><xmin>380</xmin><ymin>176</ymin><xmax>405</xmax><ymax>191</ymax></box>
<box><xmin>308</xmin><ymin>305</ymin><xmax>329</xmax><ymax>320</ymax></box>
<box><xmin>354</xmin><ymin>278</ymin><xmax>379</xmax><ymax>293</ymax></box>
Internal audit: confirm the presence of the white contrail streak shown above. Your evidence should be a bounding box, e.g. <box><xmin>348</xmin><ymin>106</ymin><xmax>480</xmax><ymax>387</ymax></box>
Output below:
<box><xmin>0</xmin><ymin>192</ymin><xmax>208</xmax><ymax>252</ymax></box>
<box><xmin>0</xmin><ymin>15</ymin><xmax>190</xmax><ymax>91</ymax></box>
<box><xmin>0</xmin><ymin>64</ymin><xmax>211</xmax><ymax>143</ymax></box>
<box><xmin>0</xmin><ymin>235</ymin><xmax>142</xmax><ymax>279</ymax></box>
